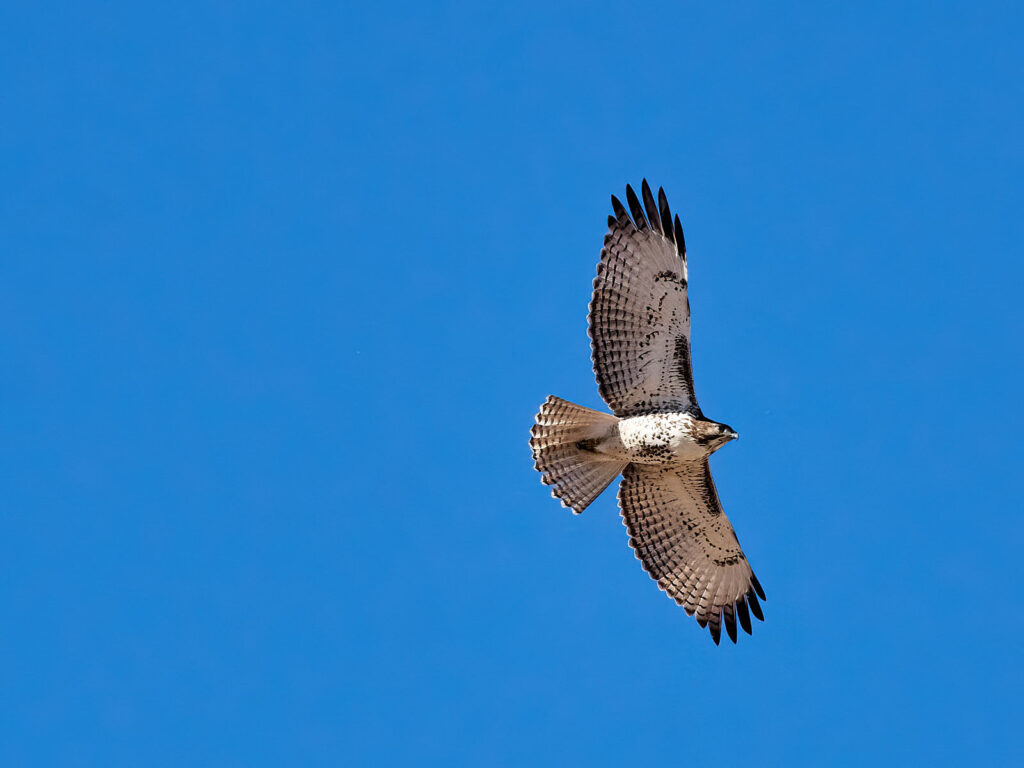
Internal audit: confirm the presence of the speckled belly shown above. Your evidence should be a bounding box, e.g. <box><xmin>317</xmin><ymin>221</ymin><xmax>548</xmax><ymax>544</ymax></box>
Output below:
<box><xmin>615</xmin><ymin>412</ymin><xmax>704</xmax><ymax>464</ymax></box>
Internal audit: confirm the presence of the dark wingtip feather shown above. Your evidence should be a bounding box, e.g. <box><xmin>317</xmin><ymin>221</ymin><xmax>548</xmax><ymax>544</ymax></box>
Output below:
<box><xmin>710</xmin><ymin>622</ymin><xmax>721</xmax><ymax>645</ymax></box>
<box><xmin>657</xmin><ymin>187</ymin><xmax>673</xmax><ymax>242</ymax></box>
<box><xmin>751</xmin><ymin>574</ymin><xmax>766</xmax><ymax>601</ymax></box>
<box><xmin>725</xmin><ymin>608</ymin><xmax>738</xmax><ymax>643</ymax></box>
<box><xmin>736</xmin><ymin>598</ymin><xmax>752</xmax><ymax>635</ymax></box>
<box><xmin>747</xmin><ymin>590</ymin><xmax>764</xmax><ymax>621</ymax></box>
<box><xmin>625</xmin><ymin>184</ymin><xmax>648</xmax><ymax>229</ymax></box>
<box><xmin>607</xmin><ymin>215</ymin><xmax>616</xmax><ymax>229</ymax></box>
<box><xmin>696</xmin><ymin>615</ymin><xmax>709</xmax><ymax>629</ymax></box>
<box><xmin>673</xmin><ymin>214</ymin><xmax>686</xmax><ymax>255</ymax></box>
<box><xmin>610</xmin><ymin>195</ymin><xmax>631</xmax><ymax>228</ymax></box>
<box><xmin>641</xmin><ymin>179</ymin><xmax>661</xmax><ymax>235</ymax></box>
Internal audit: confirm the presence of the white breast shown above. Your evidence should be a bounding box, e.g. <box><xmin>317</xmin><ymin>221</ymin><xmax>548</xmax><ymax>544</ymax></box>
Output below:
<box><xmin>617</xmin><ymin>412</ymin><xmax>704</xmax><ymax>464</ymax></box>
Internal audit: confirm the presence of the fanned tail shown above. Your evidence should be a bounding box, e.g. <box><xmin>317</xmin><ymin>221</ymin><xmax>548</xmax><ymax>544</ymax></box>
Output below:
<box><xmin>529</xmin><ymin>396</ymin><xmax>626</xmax><ymax>514</ymax></box>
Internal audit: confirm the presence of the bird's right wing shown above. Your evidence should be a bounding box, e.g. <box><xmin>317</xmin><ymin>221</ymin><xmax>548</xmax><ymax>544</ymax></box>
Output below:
<box><xmin>589</xmin><ymin>181</ymin><xmax>700</xmax><ymax>418</ymax></box>
<box><xmin>618</xmin><ymin>462</ymin><xmax>765</xmax><ymax>645</ymax></box>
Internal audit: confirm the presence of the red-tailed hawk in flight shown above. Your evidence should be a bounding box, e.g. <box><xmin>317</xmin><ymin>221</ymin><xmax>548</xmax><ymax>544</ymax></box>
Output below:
<box><xmin>530</xmin><ymin>181</ymin><xmax>765</xmax><ymax>645</ymax></box>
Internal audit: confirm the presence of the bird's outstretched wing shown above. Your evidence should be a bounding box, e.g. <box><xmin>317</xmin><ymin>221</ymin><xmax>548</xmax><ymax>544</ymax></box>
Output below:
<box><xmin>618</xmin><ymin>462</ymin><xmax>765</xmax><ymax>644</ymax></box>
<box><xmin>589</xmin><ymin>180</ymin><xmax>698</xmax><ymax>417</ymax></box>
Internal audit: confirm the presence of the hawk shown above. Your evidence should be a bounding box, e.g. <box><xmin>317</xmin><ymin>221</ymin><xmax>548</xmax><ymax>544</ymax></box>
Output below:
<box><xmin>530</xmin><ymin>180</ymin><xmax>765</xmax><ymax>645</ymax></box>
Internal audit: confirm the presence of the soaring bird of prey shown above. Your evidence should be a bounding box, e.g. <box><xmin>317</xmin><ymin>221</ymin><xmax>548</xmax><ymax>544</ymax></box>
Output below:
<box><xmin>529</xmin><ymin>181</ymin><xmax>765</xmax><ymax>645</ymax></box>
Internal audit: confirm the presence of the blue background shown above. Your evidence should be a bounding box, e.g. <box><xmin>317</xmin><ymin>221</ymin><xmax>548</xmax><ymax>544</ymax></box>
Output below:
<box><xmin>2</xmin><ymin>2</ymin><xmax>1022</xmax><ymax>765</ymax></box>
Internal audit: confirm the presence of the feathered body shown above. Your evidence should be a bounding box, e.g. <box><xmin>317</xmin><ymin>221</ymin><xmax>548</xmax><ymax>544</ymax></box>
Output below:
<box><xmin>593</xmin><ymin>412</ymin><xmax>736</xmax><ymax>464</ymax></box>
<box><xmin>530</xmin><ymin>181</ymin><xmax>766</xmax><ymax>645</ymax></box>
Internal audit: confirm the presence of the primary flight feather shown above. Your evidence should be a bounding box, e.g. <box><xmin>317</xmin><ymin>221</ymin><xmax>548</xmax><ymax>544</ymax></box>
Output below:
<box><xmin>529</xmin><ymin>181</ymin><xmax>765</xmax><ymax>645</ymax></box>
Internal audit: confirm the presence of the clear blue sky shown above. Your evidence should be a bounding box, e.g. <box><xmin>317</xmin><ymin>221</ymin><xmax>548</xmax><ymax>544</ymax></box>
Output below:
<box><xmin>2</xmin><ymin>2</ymin><xmax>1022</xmax><ymax>765</ymax></box>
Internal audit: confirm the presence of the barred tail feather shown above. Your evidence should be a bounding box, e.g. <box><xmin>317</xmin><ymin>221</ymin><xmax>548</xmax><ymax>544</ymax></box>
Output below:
<box><xmin>529</xmin><ymin>396</ymin><xmax>626</xmax><ymax>514</ymax></box>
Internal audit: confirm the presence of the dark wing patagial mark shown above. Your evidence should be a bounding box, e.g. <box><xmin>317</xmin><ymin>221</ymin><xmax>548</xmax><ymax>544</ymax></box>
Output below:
<box><xmin>673</xmin><ymin>335</ymin><xmax>700</xmax><ymax>418</ymax></box>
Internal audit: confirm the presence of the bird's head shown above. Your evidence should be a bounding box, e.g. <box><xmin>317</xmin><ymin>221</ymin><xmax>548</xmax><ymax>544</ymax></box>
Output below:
<box><xmin>706</xmin><ymin>421</ymin><xmax>738</xmax><ymax>452</ymax></box>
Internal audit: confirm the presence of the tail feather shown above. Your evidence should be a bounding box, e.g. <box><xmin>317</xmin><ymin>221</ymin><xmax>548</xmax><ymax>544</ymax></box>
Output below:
<box><xmin>530</xmin><ymin>396</ymin><xmax>626</xmax><ymax>514</ymax></box>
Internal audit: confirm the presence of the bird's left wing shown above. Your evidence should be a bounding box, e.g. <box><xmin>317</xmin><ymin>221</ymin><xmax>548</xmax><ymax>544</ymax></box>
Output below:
<box><xmin>589</xmin><ymin>181</ymin><xmax>699</xmax><ymax>417</ymax></box>
<box><xmin>618</xmin><ymin>462</ymin><xmax>766</xmax><ymax>644</ymax></box>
